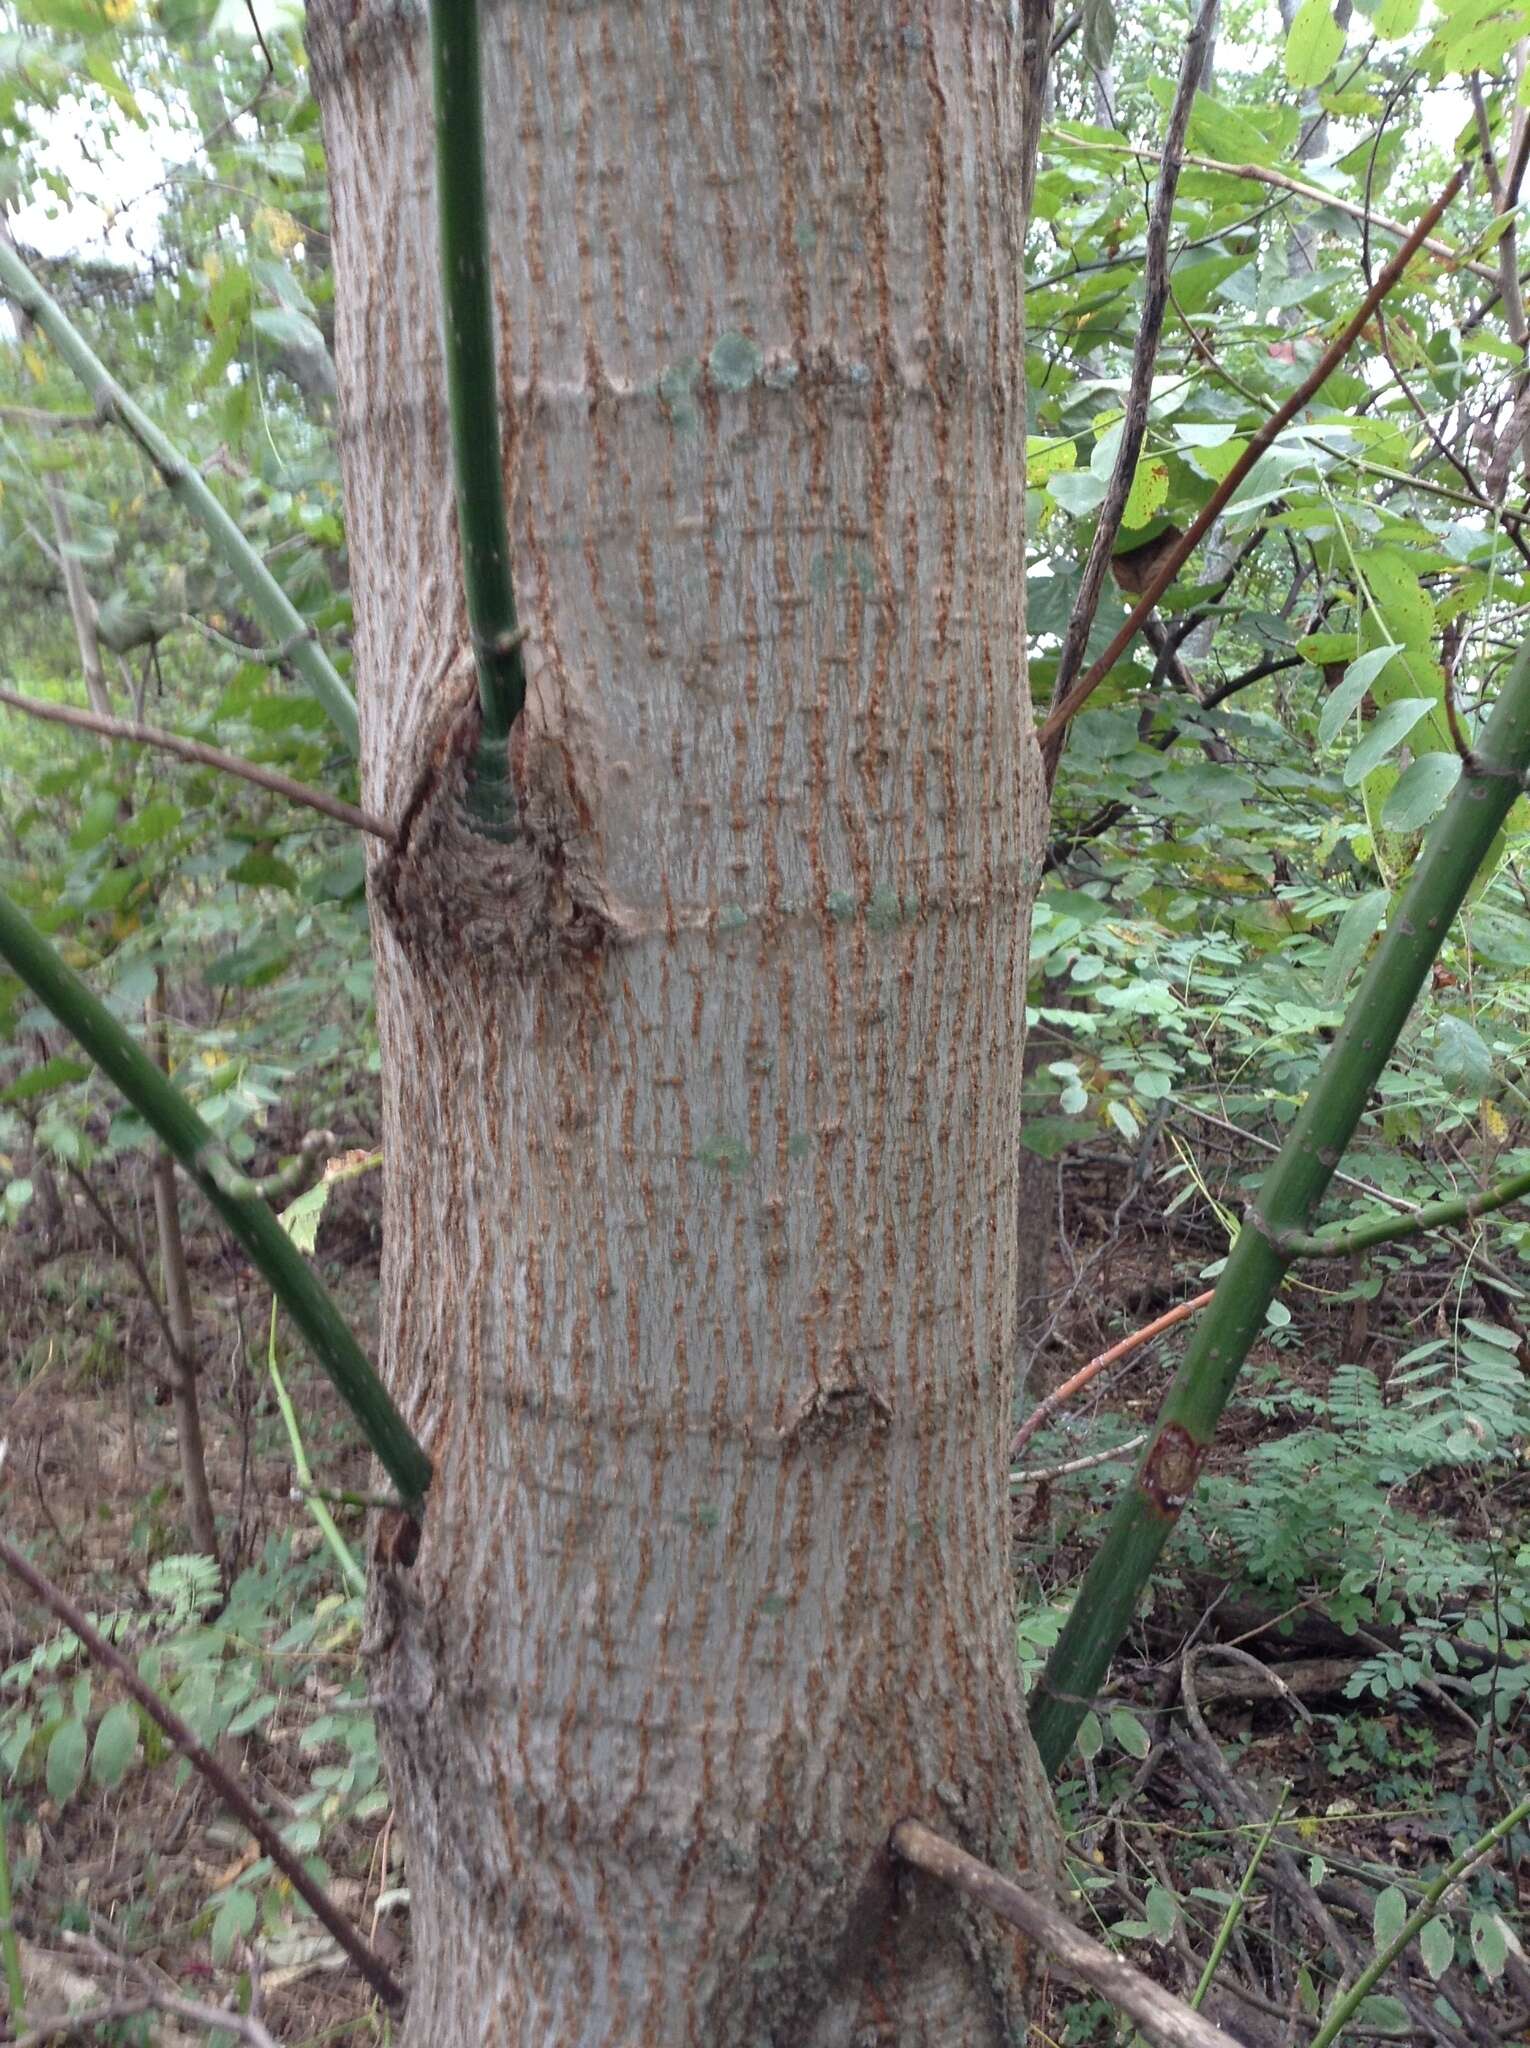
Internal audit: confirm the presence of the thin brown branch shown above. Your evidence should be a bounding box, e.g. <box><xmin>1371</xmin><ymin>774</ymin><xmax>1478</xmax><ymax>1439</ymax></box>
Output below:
<box><xmin>1011</xmin><ymin>1430</ymin><xmax>1148</xmax><ymax>1484</ymax></box>
<box><xmin>0</xmin><ymin>1529</ymin><xmax>405</xmax><ymax>2011</ymax></box>
<box><xmin>1010</xmin><ymin>1289</ymin><xmax>1213</xmax><ymax>1458</ymax></box>
<box><xmin>11</xmin><ymin>1990</ymin><xmax>279</xmax><ymax>2048</ymax></box>
<box><xmin>0</xmin><ymin>687</ymin><xmax>394</xmax><ymax>842</ymax></box>
<box><xmin>889</xmin><ymin>1820</ymin><xmax>1242</xmax><ymax>2048</ymax></box>
<box><xmin>1038</xmin><ymin>155</ymin><xmax>1476</xmax><ymax>777</ymax></box>
<box><xmin>1050</xmin><ymin>0</ymin><xmax>1220</xmax><ymax>715</ymax></box>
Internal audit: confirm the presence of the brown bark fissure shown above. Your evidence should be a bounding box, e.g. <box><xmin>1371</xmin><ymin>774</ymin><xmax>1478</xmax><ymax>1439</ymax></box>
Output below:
<box><xmin>311</xmin><ymin>5</ymin><xmax>1054</xmax><ymax>2043</ymax></box>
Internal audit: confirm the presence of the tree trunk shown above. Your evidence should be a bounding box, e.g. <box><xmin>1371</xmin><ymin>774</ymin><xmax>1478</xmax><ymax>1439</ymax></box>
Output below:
<box><xmin>310</xmin><ymin>5</ymin><xmax>1055</xmax><ymax>2041</ymax></box>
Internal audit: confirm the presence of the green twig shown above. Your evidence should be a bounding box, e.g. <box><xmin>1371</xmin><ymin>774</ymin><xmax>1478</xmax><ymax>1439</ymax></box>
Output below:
<box><xmin>1030</xmin><ymin>626</ymin><xmax>1530</xmax><ymax>1776</ymax></box>
<box><xmin>0</xmin><ymin>887</ymin><xmax>430</xmax><ymax>1509</ymax></box>
<box><xmin>207</xmin><ymin>1128</ymin><xmax>337</xmax><ymax>1203</ymax></box>
<box><xmin>1281</xmin><ymin>1164</ymin><xmax>1530</xmax><ymax>1258</ymax></box>
<box><xmin>268</xmin><ymin>1306</ymin><xmax>366</xmax><ymax>1598</ymax></box>
<box><xmin>1189</xmin><ymin>1790</ymin><xmax>1286</xmax><ymax>2012</ymax></box>
<box><xmin>1307</xmin><ymin>1790</ymin><xmax>1530</xmax><ymax>2048</ymax></box>
<box><xmin>0</xmin><ymin>241</ymin><xmax>360</xmax><ymax>758</ymax></box>
<box><xmin>429</xmin><ymin>0</ymin><xmax>526</xmax><ymax>811</ymax></box>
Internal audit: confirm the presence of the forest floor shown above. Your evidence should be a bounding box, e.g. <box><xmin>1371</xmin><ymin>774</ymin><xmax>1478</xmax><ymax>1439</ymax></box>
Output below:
<box><xmin>0</xmin><ymin>1147</ymin><xmax>1525</xmax><ymax>2044</ymax></box>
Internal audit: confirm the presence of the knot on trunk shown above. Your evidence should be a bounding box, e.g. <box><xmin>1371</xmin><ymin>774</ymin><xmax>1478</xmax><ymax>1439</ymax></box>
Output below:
<box><xmin>377</xmin><ymin>666</ymin><xmax>628</xmax><ymax>971</ymax></box>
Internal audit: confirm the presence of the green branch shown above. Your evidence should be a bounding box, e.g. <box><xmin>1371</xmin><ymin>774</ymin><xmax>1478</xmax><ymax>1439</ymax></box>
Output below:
<box><xmin>430</xmin><ymin>0</ymin><xmax>527</xmax><ymax>804</ymax></box>
<box><xmin>1281</xmin><ymin>1165</ymin><xmax>1530</xmax><ymax>1259</ymax></box>
<box><xmin>0</xmin><ymin>241</ymin><xmax>360</xmax><ymax>759</ymax></box>
<box><xmin>1029</xmin><ymin>629</ymin><xmax>1530</xmax><ymax>1778</ymax></box>
<box><xmin>1307</xmin><ymin>1790</ymin><xmax>1530</xmax><ymax>2048</ymax></box>
<box><xmin>0</xmin><ymin>888</ymin><xmax>430</xmax><ymax>1510</ymax></box>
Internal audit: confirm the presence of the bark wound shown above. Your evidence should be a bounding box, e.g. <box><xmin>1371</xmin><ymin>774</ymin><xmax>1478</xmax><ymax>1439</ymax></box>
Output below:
<box><xmin>1140</xmin><ymin>1423</ymin><xmax>1205</xmax><ymax>1513</ymax></box>
<box><xmin>781</xmin><ymin>1374</ymin><xmax>894</xmax><ymax>1452</ymax></box>
<box><xmin>377</xmin><ymin>660</ymin><xmax>629</xmax><ymax>972</ymax></box>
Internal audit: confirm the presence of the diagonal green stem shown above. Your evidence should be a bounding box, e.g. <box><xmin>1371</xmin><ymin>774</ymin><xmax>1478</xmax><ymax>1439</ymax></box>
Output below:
<box><xmin>0</xmin><ymin>241</ymin><xmax>360</xmax><ymax>758</ymax></box>
<box><xmin>1307</xmin><ymin>1790</ymin><xmax>1530</xmax><ymax>2048</ymax></box>
<box><xmin>1281</xmin><ymin>1164</ymin><xmax>1530</xmax><ymax>1258</ymax></box>
<box><xmin>430</xmin><ymin>0</ymin><xmax>526</xmax><ymax>816</ymax></box>
<box><xmin>1030</xmin><ymin>629</ymin><xmax>1530</xmax><ymax>1778</ymax></box>
<box><xmin>0</xmin><ymin>888</ymin><xmax>430</xmax><ymax>1510</ymax></box>
<box><xmin>1189</xmin><ymin>1790</ymin><xmax>1285</xmax><ymax>2011</ymax></box>
<box><xmin>0</xmin><ymin>1795</ymin><xmax>23</xmax><ymax>2029</ymax></box>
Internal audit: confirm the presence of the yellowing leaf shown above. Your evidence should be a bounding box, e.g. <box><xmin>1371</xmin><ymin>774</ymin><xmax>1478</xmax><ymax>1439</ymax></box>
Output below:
<box><xmin>1026</xmin><ymin>436</ymin><xmax>1078</xmax><ymax>485</ymax></box>
<box><xmin>1122</xmin><ymin>457</ymin><xmax>1170</xmax><ymax>529</ymax></box>
<box><xmin>22</xmin><ymin>343</ymin><xmax>46</xmax><ymax>385</ymax></box>
<box><xmin>1483</xmin><ymin>1099</ymin><xmax>1509</xmax><ymax>1142</ymax></box>
<box><xmin>253</xmin><ymin>206</ymin><xmax>304</xmax><ymax>255</ymax></box>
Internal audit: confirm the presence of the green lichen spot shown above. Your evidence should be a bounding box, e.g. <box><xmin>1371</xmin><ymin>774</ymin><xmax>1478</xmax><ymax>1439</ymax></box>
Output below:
<box><xmin>658</xmin><ymin>357</ymin><xmax>701</xmax><ymax>430</ymax></box>
<box><xmin>718</xmin><ymin>903</ymin><xmax>749</xmax><ymax>932</ymax></box>
<box><xmin>698</xmin><ymin>1133</ymin><xmax>751</xmax><ymax>1175</ymax></box>
<box><xmin>759</xmin><ymin>1593</ymin><xmax>788</xmax><ymax>1620</ymax></box>
<box><xmin>708</xmin><ymin>330</ymin><xmax>763</xmax><ymax>392</ymax></box>
<box><xmin>850</xmin><ymin>545</ymin><xmax>876</xmax><ymax>595</ymax></box>
<box><xmin>827</xmin><ymin>889</ymin><xmax>857</xmax><ymax>923</ymax></box>
<box><xmin>793</xmin><ymin>216</ymin><xmax>817</xmax><ymax>253</ymax></box>
<box><xmin>866</xmin><ymin>885</ymin><xmax>905</xmax><ymax>933</ymax></box>
<box><xmin>787</xmin><ymin>1131</ymin><xmax>813</xmax><ymax>1161</ymax></box>
<box><xmin>694</xmin><ymin>1502</ymin><xmax>722</xmax><ymax>1531</ymax></box>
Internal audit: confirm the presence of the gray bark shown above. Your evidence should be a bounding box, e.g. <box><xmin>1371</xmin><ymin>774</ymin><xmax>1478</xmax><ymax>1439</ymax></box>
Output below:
<box><xmin>310</xmin><ymin>4</ymin><xmax>1056</xmax><ymax>2041</ymax></box>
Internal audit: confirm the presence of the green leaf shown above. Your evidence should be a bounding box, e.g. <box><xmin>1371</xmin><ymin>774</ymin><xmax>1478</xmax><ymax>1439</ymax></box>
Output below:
<box><xmin>71</xmin><ymin>789</ymin><xmax>120</xmax><ymax>852</ymax></box>
<box><xmin>1048</xmin><ymin>469</ymin><xmax>1108</xmax><ymax>515</ymax></box>
<box><xmin>1109</xmin><ymin>1706</ymin><xmax>1151</xmax><ymax>1758</ymax></box>
<box><xmin>1083</xmin><ymin>0</ymin><xmax>1118</xmax><ymax>68</ymax></box>
<box><xmin>21</xmin><ymin>0</ymin><xmax>105</xmax><ymax>27</ymax></box>
<box><xmin>46</xmin><ymin>1716</ymin><xmax>88</xmax><ymax>1806</ymax></box>
<box><xmin>1353</xmin><ymin>1995</ymin><xmax>1410</xmax><ymax>2035</ymax></box>
<box><xmin>204</xmin><ymin>941</ymin><xmax>292</xmax><ymax>989</ymax></box>
<box><xmin>211</xmin><ymin>1885</ymin><xmax>258</xmax><ymax>1966</ymax></box>
<box><xmin>1343</xmin><ymin>699</ymin><xmax>1433</xmax><ymax>786</ymax></box>
<box><xmin>1145</xmin><ymin>1883</ymin><xmax>1178</xmax><ymax>1943</ymax></box>
<box><xmin>1418</xmin><ymin>1915</ymin><xmax>1455</xmax><ymax>1981</ymax></box>
<box><xmin>1184</xmin><ymin>436</ymin><xmax>1246</xmax><ymax>483</ymax></box>
<box><xmin>1076</xmin><ymin>1710</ymin><xmax>1103</xmax><ymax>1760</ymax></box>
<box><xmin>250</xmin><ymin>307</ymin><xmax>328</xmax><ymax>356</ymax></box>
<box><xmin>1107</xmin><ymin>1099</ymin><xmax>1140</xmax><ymax>1141</ymax></box>
<box><xmin>1471</xmin><ymin>1909</ymin><xmax>1509</xmax><ymax>1982</ymax></box>
<box><xmin>1</xmin><ymin>1056</ymin><xmax>91</xmax><ymax>1104</ymax></box>
<box><xmin>1373</xmin><ymin>1884</ymin><xmax>1408</xmax><ymax>1954</ymax></box>
<box><xmin>84</xmin><ymin>48</ymin><xmax>145</xmax><ymax>125</ymax></box>
<box><xmin>1373</xmin><ymin>0</ymin><xmax>1421</xmax><ymax>29</ymax></box>
<box><xmin>1286</xmin><ymin>0</ymin><xmax>1345</xmax><ymax>84</ymax></box>
<box><xmin>120</xmin><ymin>799</ymin><xmax>183</xmax><ymax>848</ymax></box>
<box><xmin>1433</xmin><ymin>1014</ymin><xmax>1493</xmax><ymax>1093</ymax></box>
<box><xmin>1323</xmin><ymin>888</ymin><xmax>1388</xmax><ymax>1001</ymax></box>
<box><xmin>1319</xmin><ymin>646</ymin><xmax>1401</xmax><ymax>747</ymax></box>
<box><xmin>227</xmin><ymin>852</ymin><xmax>301</xmax><ymax>893</ymax></box>
<box><xmin>280</xmin><ymin>1174</ymin><xmax>334</xmax><ymax>1255</ymax></box>
<box><xmin>1381</xmin><ymin>752</ymin><xmax>1460</xmax><ymax>832</ymax></box>
<box><xmin>90</xmin><ymin>1701</ymin><xmax>140</xmax><ymax>1788</ymax></box>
